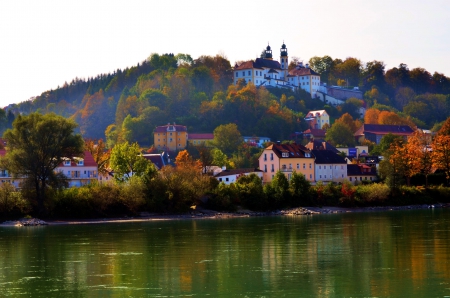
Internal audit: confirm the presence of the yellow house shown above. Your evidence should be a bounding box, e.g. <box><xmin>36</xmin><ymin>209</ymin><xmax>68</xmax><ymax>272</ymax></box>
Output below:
<box><xmin>154</xmin><ymin>123</ymin><xmax>188</xmax><ymax>152</ymax></box>
<box><xmin>188</xmin><ymin>133</ymin><xmax>214</xmax><ymax>146</ymax></box>
<box><xmin>258</xmin><ymin>143</ymin><xmax>315</xmax><ymax>183</ymax></box>
<box><xmin>304</xmin><ymin>110</ymin><xmax>329</xmax><ymax>129</ymax></box>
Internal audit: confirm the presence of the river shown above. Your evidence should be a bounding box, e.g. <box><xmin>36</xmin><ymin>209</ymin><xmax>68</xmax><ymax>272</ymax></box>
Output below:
<box><xmin>1</xmin><ymin>209</ymin><xmax>450</xmax><ymax>297</ymax></box>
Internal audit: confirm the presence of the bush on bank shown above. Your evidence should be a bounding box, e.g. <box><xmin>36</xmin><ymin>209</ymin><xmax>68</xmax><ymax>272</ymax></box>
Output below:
<box><xmin>3</xmin><ymin>171</ymin><xmax>450</xmax><ymax>219</ymax></box>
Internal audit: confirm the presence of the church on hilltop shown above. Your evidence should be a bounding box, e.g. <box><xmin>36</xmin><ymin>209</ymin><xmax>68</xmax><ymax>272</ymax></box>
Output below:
<box><xmin>233</xmin><ymin>42</ymin><xmax>321</xmax><ymax>97</ymax></box>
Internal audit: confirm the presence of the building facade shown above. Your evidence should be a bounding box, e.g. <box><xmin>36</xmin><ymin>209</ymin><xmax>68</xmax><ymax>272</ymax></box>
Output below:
<box><xmin>258</xmin><ymin>143</ymin><xmax>315</xmax><ymax>183</ymax></box>
<box><xmin>311</xmin><ymin>150</ymin><xmax>347</xmax><ymax>183</ymax></box>
<box><xmin>233</xmin><ymin>42</ymin><xmax>320</xmax><ymax>97</ymax></box>
<box><xmin>154</xmin><ymin>123</ymin><xmax>188</xmax><ymax>151</ymax></box>
<box><xmin>304</xmin><ymin>110</ymin><xmax>330</xmax><ymax>129</ymax></box>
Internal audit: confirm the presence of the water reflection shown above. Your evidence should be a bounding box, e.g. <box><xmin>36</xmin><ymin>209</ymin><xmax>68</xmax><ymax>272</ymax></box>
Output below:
<box><xmin>0</xmin><ymin>210</ymin><xmax>449</xmax><ymax>297</ymax></box>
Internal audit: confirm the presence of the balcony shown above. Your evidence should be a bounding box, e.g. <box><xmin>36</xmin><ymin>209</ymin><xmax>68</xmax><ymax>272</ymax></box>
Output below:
<box><xmin>280</xmin><ymin>165</ymin><xmax>293</xmax><ymax>172</ymax></box>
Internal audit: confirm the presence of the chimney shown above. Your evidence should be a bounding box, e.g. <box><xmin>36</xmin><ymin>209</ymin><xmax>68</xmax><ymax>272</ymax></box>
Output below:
<box><xmin>305</xmin><ymin>63</ymin><xmax>310</xmax><ymax>69</ymax></box>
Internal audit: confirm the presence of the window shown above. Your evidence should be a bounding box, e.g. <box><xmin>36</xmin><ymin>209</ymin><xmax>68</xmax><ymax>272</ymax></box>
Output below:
<box><xmin>226</xmin><ymin>178</ymin><xmax>229</xmax><ymax>182</ymax></box>
<box><xmin>309</xmin><ymin>164</ymin><xmax>312</xmax><ymax>169</ymax></box>
<box><xmin>309</xmin><ymin>174</ymin><xmax>312</xmax><ymax>179</ymax></box>
<box><xmin>64</xmin><ymin>160</ymin><xmax>71</xmax><ymax>166</ymax></box>
<box><xmin>235</xmin><ymin>72</ymin><xmax>238</xmax><ymax>77</ymax></box>
<box><xmin>242</xmin><ymin>71</ymin><xmax>245</xmax><ymax>76</ymax></box>
<box><xmin>319</xmin><ymin>166</ymin><xmax>321</xmax><ymax>170</ymax></box>
<box><xmin>77</xmin><ymin>160</ymin><xmax>84</xmax><ymax>166</ymax></box>
<box><xmin>264</xmin><ymin>165</ymin><xmax>267</xmax><ymax>172</ymax></box>
<box><xmin>271</xmin><ymin>164</ymin><xmax>274</xmax><ymax>172</ymax></box>
<box><xmin>248</xmin><ymin>71</ymin><xmax>250</xmax><ymax>75</ymax></box>
<box><xmin>350</xmin><ymin>177</ymin><xmax>352</xmax><ymax>181</ymax></box>
<box><xmin>297</xmin><ymin>163</ymin><xmax>300</xmax><ymax>169</ymax></box>
<box><xmin>264</xmin><ymin>154</ymin><xmax>267</xmax><ymax>161</ymax></box>
<box><xmin>320</xmin><ymin>175</ymin><xmax>322</xmax><ymax>178</ymax></box>
<box><xmin>270</xmin><ymin>153</ymin><xmax>273</xmax><ymax>161</ymax></box>
<box><xmin>219</xmin><ymin>178</ymin><xmax>222</xmax><ymax>182</ymax></box>
<box><xmin>324</xmin><ymin>175</ymin><xmax>327</xmax><ymax>178</ymax></box>
<box><xmin>303</xmin><ymin>163</ymin><xmax>305</xmax><ymax>169</ymax></box>
<box><xmin>169</xmin><ymin>138</ymin><xmax>173</xmax><ymax>142</ymax></box>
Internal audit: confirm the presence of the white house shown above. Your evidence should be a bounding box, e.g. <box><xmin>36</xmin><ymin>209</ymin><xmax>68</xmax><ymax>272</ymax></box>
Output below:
<box><xmin>243</xmin><ymin>136</ymin><xmax>271</xmax><ymax>148</ymax></box>
<box><xmin>311</xmin><ymin>150</ymin><xmax>347</xmax><ymax>183</ymax></box>
<box><xmin>233</xmin><ymin>42</ymin><xmax>320</xmax><ymax>97</ymax></box>
<box><xmin>215</xmin><ymin>168</ymin><xmax>263</xmax><ymax>185</ymax></box>
<box><xmin>56</xmin><ymin>151</ymin><xmax>99</xmax><ymax>187</ymax></box>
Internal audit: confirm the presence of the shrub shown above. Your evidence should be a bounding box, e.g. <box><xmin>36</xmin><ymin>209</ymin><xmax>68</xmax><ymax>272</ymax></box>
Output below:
<box><xmin>355</xmin><ymin>183</ymin><xmax>390</xmax><ymax>205</ymax></box>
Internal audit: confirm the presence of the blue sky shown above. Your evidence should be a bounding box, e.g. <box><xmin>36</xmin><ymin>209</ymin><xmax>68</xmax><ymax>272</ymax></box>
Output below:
<box><xmin>1</xmin><ymin>0</ymin><xmax>449</xmax><ymax>107</ymax></box>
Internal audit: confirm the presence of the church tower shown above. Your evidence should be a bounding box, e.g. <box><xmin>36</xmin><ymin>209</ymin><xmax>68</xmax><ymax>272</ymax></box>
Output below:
<box><xmin>264</xmin><ymin>44</ymin><xmax>273</xmax><ymax>60</ymax></box>
<box><xmin>280</xmin><ymin>42</ymin><xmax>288</xmax><ymax>79</ymax></box>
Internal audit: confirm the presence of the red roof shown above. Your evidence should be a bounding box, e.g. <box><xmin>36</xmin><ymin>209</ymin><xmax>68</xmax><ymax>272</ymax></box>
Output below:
<box><xmin>0</xmin><ymin>150</ymin><xmax>97</xmax><ymax>167</ymax></box>
<box><xmin>288</xmin><ymin>67</ymin><xmax>319</xmax><ymax>76</ymax></box>
<box><xmin>154</xmin><ymin>124</ymin><xmax>187</xmax><ymax>133</ymax></box>
<box><xmin>189</xmin><ymin>133</ymin><xmax>214</xmax><ymax>140</ymax></box>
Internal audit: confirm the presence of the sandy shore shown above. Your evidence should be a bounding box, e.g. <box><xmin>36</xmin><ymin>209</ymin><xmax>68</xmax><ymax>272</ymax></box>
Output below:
<box><xmin>1</xmin><ymin>203</ymin><xmax>449</xmax><ymax>226</ymax></box>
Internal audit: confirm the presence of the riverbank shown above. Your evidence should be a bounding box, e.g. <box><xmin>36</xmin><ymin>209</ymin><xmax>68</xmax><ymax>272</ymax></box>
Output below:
<box><xmin>2</xmin><ymin>203</ymin><xmax>449</xmax><ymax>226</ymax></box>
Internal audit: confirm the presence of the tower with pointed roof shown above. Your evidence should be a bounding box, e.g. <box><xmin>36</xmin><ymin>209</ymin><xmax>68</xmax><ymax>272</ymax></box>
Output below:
<box><xmin>280</xmin><ymin>42</ymin><xmax>288</xmax><ymax>79</ymax></box>
<box><xmin>264</xmin><ymin>44</ymin><xmax>273</xmax><ymax>60</ymax></box>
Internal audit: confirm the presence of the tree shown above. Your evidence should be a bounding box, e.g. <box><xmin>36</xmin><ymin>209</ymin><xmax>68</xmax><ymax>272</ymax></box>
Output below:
<box><xmin>85</xmin><ymin>139</ymin><xmax>110</xmax><ymax>175</ymax></box>
<box><xmin>432</xmin><ymin>135</ymin><xmax>450</xmax><ymax>184</ymax></box>
<box><xmin>2</xmin><ymin>113</ymin><xmax>84</xmax><ymax>214</ymax></box>
<box><xmin>109</xmin><ymin>142</ymin><xmax>156</xmax><ymax>182</ymax></box>
<box><xmin>325</xmin><ymin>122</ymin><xmax>355</xmax><ymax>147</ymax></box>
<box><xmin>212</xmin><ymin>123</ymin><xmax>243</xmax><ymax>155</ymax></box>
<box><xmin>389</xmin><ymin>139</ymin><xmax>421</xmax><ymax>186</ymax></box>
<box><xmin>289</xmin><ymin>171</ymin><xmax>311</xmax><ymax>206</ymax></box>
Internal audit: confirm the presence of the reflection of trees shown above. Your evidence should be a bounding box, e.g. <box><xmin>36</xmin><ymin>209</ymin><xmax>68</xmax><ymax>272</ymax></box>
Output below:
<box><xmin>0</xmin><ymin>212</ymin><xmax>449</xmax><ymax>296</ymax></box>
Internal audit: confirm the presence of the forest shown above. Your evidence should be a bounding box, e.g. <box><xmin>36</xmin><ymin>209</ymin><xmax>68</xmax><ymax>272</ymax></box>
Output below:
<box><xmin>3</xmin><ymin>52</ymin><xmax>450</xmax><ymax>150</ymax></box>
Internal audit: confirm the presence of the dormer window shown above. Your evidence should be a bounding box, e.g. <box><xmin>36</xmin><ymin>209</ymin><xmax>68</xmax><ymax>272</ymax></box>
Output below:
<box><xmin>305</xmin><ymin>153</ymin><xmax>311</xmax><ymax>157</ymax></box>
<box><xmin>77</xmin><ymin>160</ymin><xmax>84</xmax><ymax>166</ymax></box>
<box><xmin>282</xmin><ymin>152</ymin><xmax>289</xmax><ymax>157</ymax></box>
<box><xmin>64</xmin><ymin>160</ymin><xmax>71</xmax><ymax>166</ymax></box>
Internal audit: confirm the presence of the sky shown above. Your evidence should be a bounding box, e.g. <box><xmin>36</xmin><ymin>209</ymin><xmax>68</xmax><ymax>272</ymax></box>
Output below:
<box><xmin>1</xmin><ymin>0</ymin><xmax>449</xmax><ymax>107</ymax></box>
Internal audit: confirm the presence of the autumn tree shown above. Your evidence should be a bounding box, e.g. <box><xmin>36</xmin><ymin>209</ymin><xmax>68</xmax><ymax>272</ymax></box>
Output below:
<box><xmin>389</xmin><ymin>139</ymin><xmax>421</xmax><ymax>186</ymax></box>
<box><xmin>407</xmin><ymin>132</ymin><xmax>433</xmax><ymax>187</ymax></box>
<box><xmin>85</xmin><ymin>139</ymin><xmax>110</xmax><ymax>175</ymax></box>
<box><xmin>110</xmin><ymin>142</ymin><xmax>156</xmax><ymax>182</ymax></box>
<box><xmin>431</xmin><ymin>135</ymin><xmax>450</xmax><ymax>184</ymax></box>
<box><xmin>212</xmin><ymin>123</ymin><xmax>243</xmax><ymax>155</ymax></box>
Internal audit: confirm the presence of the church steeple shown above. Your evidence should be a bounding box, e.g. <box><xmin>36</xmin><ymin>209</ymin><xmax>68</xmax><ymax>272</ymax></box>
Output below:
<box><xmin>280</xmin><ymin>42</ymin><xmax>288</xmax><ymax>79</ymax></box>
<box><xmin>264</xmin><ymin>43</ymin><xmax>273</xmax><ymax>60</ymax></box>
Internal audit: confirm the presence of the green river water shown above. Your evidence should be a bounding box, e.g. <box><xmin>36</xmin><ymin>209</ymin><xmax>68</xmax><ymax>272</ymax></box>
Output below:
<box><xmin>1</xmin><ymin>209</ymin><xmax>450</xmax><ymax>297</ymax></box>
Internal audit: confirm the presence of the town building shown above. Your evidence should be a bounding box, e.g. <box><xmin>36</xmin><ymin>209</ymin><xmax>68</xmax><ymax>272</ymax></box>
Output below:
<box><xmin>347</xmin><ymin>164</ymin><xmax>377</xmax><ymax>183</ymax></box>
<box><xmin>258</xmin><ymin>143</ymin><xmax>315</xmax><ymax>183</ymax></box>
<box><xmin>243</xmin><ymin>136</ymin><xmax>271</xmax><ymax>148</ymax></box>
<box><xmin>187</xmin><ymin>133</ymin><xmax>214</xmax><ymax>147</ymax></box>
<box><xmin>304</xmin><ymin>110</ymin><xmax>330</xmax><ymax>129</ymax></box>
<box><xmin>354</xmin><ymin>124</ymin><xmax>415</xmax><ymax>144</ymax></box>
<box><xmin>233</xmin><ymin>42</ymin><xmax>321</xmax><ymax>97</ymax></box>
<box><xmin>154</xmin><ymin>123</ymin><xmax>188</xmax><ymax>151</ymax></box>
<box><xmin>311</xmin><ymin>149</ymin><xmax>347</xmax><ymax>183</ymax></box>
<box><xmin>215</xmin><ymin>168</ymin><xmax>263</xmax><ymax>185</ymax></box>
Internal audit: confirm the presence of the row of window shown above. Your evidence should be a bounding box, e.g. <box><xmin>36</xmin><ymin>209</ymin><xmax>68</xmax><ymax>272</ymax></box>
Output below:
<box><xmin>349</xmin><ymin>177</ymin><xmax>373</xmax><ymax>181</ymax></box>
<box><xmin>64</xmin><ymin>160</ymin><xmax>84</xmax><ymax>166</ymax></box>
<box><xmin>318</xmin><ymin>165</ymin><xmax>344</xmax><ymax>170</ymax></box>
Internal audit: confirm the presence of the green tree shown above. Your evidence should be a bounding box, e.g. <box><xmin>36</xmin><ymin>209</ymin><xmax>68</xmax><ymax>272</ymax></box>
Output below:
<box><xmin>325</xmin><ymin>122</ymin><xmax>355</xmax><ymax>147</ymax></box>
<box><xmin>289</xmin><ymin>171</ymin><xmax>311</xmax><ymax>206</ymax></box>
<box><xmin>109</xmin><ymin>142</ymin><xmax>156</xmax><ymax>182</ymax></box>
<box><xmin>2</xmin><ymin>113</ymin><xmax>84</xmax><ymax>214</ymax></box>
<box><xmin>212</xmin><ymin>123</ymin><xmax>243</xmax><ymax>155</ymax></box>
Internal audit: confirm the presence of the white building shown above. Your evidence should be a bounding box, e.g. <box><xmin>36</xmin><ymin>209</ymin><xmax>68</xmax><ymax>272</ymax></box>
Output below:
<box><xmin>233</xmin><ymin>42</ymin><xmax>320</xmax><ymax>97</ymax></box>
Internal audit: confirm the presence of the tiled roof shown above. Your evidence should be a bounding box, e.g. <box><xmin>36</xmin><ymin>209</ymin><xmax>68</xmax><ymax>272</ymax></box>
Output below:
<box><xmin>289</xmin><ymin>67</ymin><xmax>319</xmax><ymax>76</ymax></box>
<box><xmin>235</xmin><ymin>58</ymin><xmax>281</xmax><ymax>70</ymax></box>
<box><xmin>305</xmin><ymin>139</ymin><xmax>339</xmax><ymax>153</ymax></box>
<box><xmin>306</xmin><ymin>110</ymin><xmax>327</xmax><ymax>117</ymax></box>
<box><xmin>60</xmin><ymin>151</ymin><xmax>97</xmax><ymax>167</ymax></box>
<box><xmin>154</xmin><ymin>124</ymin><xmax>187</xmax><ymax>133</ymax></box>
<box><xmin>303</xmin><ymin>129</ymin><xmax>326</xmax><ymax>138</ymax></box>
<box><xmin>215</xmin><ymin>168</ymin><xmax>262</xmax><ymax>178</ymax></box>
<box><xmin>354</xmin><ymin>124</ymin><xmax>414</xmax><ymax>137</ymax></box>
<box><xmin>311</xmin><ymin>150</ymin><xmax>346</xmax><ymax>164</ymax></box>
<box><xmin>347</xmin><ymin>164</ymin><xmax>377</xmax><ymax>176</ymax></box>
<box><xmin>189</xmin><ymin>133</ymin><xmax>214</xmax><ymax>140</ymax></box>
<box><xmin>269</xmin><ymin>143</ymin><xmax>310</xmax><ymax>158</ymax></box>
<box><xmin>142</xmin><ymin>154</ymin><xmax>166</xmax><ymax>170</ymax></box>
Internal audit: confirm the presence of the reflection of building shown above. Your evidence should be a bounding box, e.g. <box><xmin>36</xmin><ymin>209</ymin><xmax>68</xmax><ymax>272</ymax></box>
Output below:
<box><xmin>154</xmin><ymin>123</ymin><xmax>188</xmax><ymax>151</ymax></box>
<box><xmin>258</xmin><ymin>142</ymin><xmax>314</xmax><ymax>183</ymax></box>
<box><xmin>304</xmin><ymin>110</ymin><xmax>329</xmax><ymax>129</ymax></box>
<box><xmin>233</xmin><ymin>42</ymin><xmax>320</xmax><ymax>97</ymax></box>
<box><xmin>354</xmin><ymin>124</ymin><xmax>414</xmax><ymax>144</ymax></box>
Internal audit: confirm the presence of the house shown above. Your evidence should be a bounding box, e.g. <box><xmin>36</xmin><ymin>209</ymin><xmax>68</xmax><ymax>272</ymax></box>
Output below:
<box><xmin>56</xmin><ymin>151</ymin><xmax>98</xmax><ymax>187</ymax></box>
<box><xmin>258</xmin><ymin>143</ymin><xmax>315</xmax><ymax>183</ymax></box>
<box><xmin>336</xmin><ymin>146</ymin><xmax>369</xmax><ymax>160</ymax></box>
<box><xmin>347</xmin><ymin>164</ymin><xmax>377</xmax><ymax>183</ymax></box>
<box><xmin>354</xmin><ymin>124</ymin><xmax>415</xmax><ymax>144</ymax></box>
<box><xmin>311</xmin><ymin>149</ymin><xmax>347</xmax><ymax>183</ymax></box>
<box><xmin>154</xmin><ymin>123</ymin><xmax>188</xmax><ymax>152</ymax></box>
<box><xmin>142</xmin><ymin>152</ymin><xmax>171</xmax><ymax>169</ymax></box>
<box><xmin>233</xmin><ymin>42</ymin><xmax>320</xmax><ymax>97</ymax></box>
<box><xmin>188</xmin><ymin>133</ymin><xmax>214</xmax><ymax>147</ymax></box>
<box><xmin>0</xmin><ymin>150</ymin><xmax>98</xmax><ymax>188</ymax></box>
<box><xmin>303</xmin><ymin>128</ymin><xmax>326</xmax><ymax>140</ymax></box>
<box><xmin>243</xmin><ymin>136</ymin><xmax>271</xmax><ymax>148</ymax></box>
<box><xmin>305</xmin><ymin>139</ymin><xmax>340</xmax><ymax>154</ymax></box>
<box><xmin>215</xmin><ymin>168</ymin><xmax>263</xmax><ymax>185</ymax></box>
<box><xmin>304</xmin><ymin>110</ymin><xmax>330</xmax><ymax>129</ymax></box>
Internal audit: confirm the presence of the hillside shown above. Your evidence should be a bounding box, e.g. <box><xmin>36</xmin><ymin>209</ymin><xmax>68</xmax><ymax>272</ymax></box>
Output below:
<box><xmin>7</xmin><ymin>53</ymin><xmax>450</xmax><ymax>148</ymax></box>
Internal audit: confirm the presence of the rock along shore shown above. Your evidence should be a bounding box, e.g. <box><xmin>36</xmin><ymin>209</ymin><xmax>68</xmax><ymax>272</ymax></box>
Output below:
<box><xmin>1</xmin><ymin>203</ymin><xmax>449</xmax><ymax>226</ymax></box>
